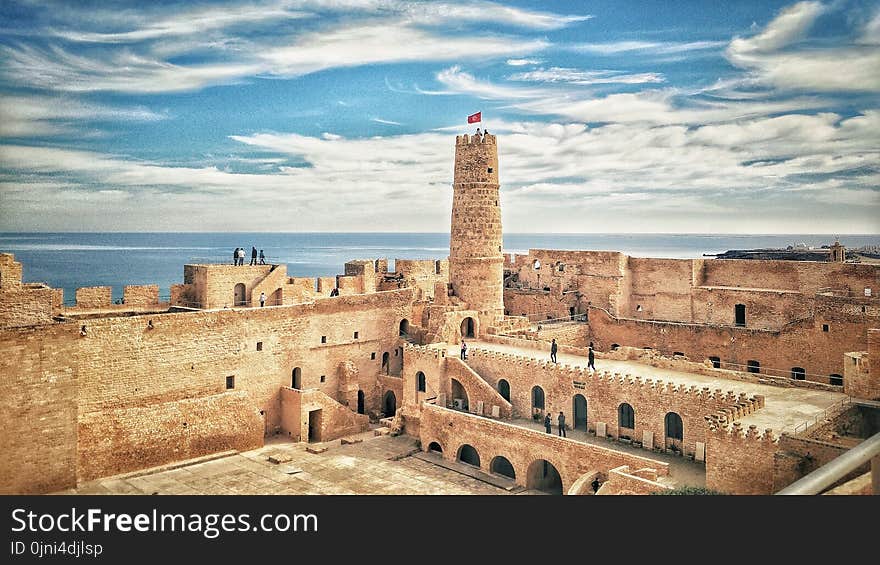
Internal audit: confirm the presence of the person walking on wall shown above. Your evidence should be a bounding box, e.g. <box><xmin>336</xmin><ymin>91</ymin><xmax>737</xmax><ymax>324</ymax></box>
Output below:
<box><xmin>544</xmin><ymin>412</ymin><xmax>552</xmax><ymax>434</ymax></box>
<box><xmin>558</xmin><ymin>411</ymin><xmax>566</xmax><ymax>437</ymax></box>
<box><xmin>550</xmin><ymin>338</ymin><xmax>558</xmax><ymax>363</ymax></box>
<box><xmin>259</xmin><ymin>249</ymin><xmax>266</xmax><ymax>264</ymax></box>
<box><xmin>460</xmin><ymin>340</ymin><xmax>468</xmax><ymax>360</ymax></box>
<box><xmin>259</xmin><ymin>292</ymin><xmax>266</xmax><ymax>307</ymax></box>
<box><xmin>250</xmin><ymin>246</ymin><xmax>258</xmax><ymax>266</ymax></box>
<box><xmin>588</xmin><ymin>342</ymin><xmax>596</xmax><ymax>373</ymax></box>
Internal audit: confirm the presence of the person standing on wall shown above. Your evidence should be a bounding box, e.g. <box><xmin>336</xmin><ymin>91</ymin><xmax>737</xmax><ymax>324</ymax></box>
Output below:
<box><xmin>237</xmin><ymin>247</ymin><xmax>245</xmax><ymax>266</ymax></box>
<box><xmin>460</xmin><ymin>340</ymin><xmax>468</xmax><ymax>360</ymax></box>
<box><xmin>259</xmin><ymin>249</ymin><xmax>266</xmax><ymax>264</ymax></box>
<box><xmin>233</xmin><ymin>247</ymin><xmax>239</xmax><ymax>265</ymax></box>
<box><xmin>250</xmin><ymin>246</ymin><xmax>258</xmax><ymax>266</ymax></box>
<box><xmin>550</xmin><ymin>338</ymin><xmax>558</xmax><ymax>363</ymax></box>
<box><xmin>588</xmin><ymin>342</ymin><xmax>596</xmax><ymax>373</ymax></box>
<box><xmin>544</xmin><ymin>412</ymin><xmax>552</xmax><ymax>434</ymax></box>
<box><xmin>558</xmin><ymin>411</ymin><xmax>566</xmax><ymax>437</ymax></box>
<box><xmin>259</xmin><ymin>292</ymin><xmax>266</xmax><ymax>307</ymax></box>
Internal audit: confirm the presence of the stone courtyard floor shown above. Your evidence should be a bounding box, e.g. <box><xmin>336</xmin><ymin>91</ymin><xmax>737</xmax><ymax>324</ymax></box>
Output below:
<box><xmin>60</xmin><ymin>431</ymin><xmax>513</xmax><ymax>496</ymax></box>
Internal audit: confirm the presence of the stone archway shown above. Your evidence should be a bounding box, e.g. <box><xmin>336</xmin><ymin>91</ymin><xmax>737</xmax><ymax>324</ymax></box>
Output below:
<box><xmin>461</xmin><ymin>317</ymin><xmax>475</xmax><ymax>338</ymax></box>
<box><xmin>527</xmin><ymin>459</ymin><xmax>563</xmax><ymax>495</ymax></box>
<box><xmin>490</xmin><ymin>456</ymin><xmax>516</xmax><ymax>479</ymax></box>
<box><xmin>457</xmin><ymin>444</ymin><xmax>481</xmax><ymax>468</ymax></box>
<box><xmin>383</xmin><ymin>390</ymin><xmax>397</xmax><ymax>417</ymax></box>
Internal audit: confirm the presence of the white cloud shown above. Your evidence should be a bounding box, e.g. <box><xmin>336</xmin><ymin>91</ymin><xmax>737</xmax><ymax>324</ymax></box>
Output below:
<box><xmin>506</xmin><ymin>58</ymin><xmax>543</xmax><ymax>66</ymax></box>
<box><xmin>574</xmin><ymin>40</ymin><xmax>726</xmax><ymax>55</ymax></box>
<box><xmin>507</xmin><ymin>67</ymin><xmax>664</xmax><ymax>85</ymax></box>
<box><xmin>0</xmin><ymin>94</ymin><xmax>165</xmax><ymax>137</ymax></box>
<box><xmin>726</xmin><ymin>1</ymin><xmax>880</xmax><ymax>92</ymax></box>
<box><xmin>434</xmin><ymin>66</ymin><xmax>546</xmax><ymax>99</ymax></box>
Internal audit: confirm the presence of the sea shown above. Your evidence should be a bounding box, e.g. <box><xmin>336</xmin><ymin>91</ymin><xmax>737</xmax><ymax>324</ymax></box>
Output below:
<box><xmin>2</xmin><ymin>232</ymin><xmax>878</xmax><ymax>304</ymax></box>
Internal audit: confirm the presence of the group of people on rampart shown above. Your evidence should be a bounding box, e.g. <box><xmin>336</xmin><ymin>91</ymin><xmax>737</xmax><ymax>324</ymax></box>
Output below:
<box><xmin>232</xmin><ymin>246</ymin><xmax>266</xmax><ymax>266</ymax></box>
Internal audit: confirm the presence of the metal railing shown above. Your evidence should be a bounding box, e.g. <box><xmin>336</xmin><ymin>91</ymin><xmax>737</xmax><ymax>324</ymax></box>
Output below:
<box><xmin>775</xmin><ymin>431</ymin><xmax>880</xmax><ymax>495</ymax></box>
<box><xmin>786</xmin><ymin>396</ymin><xmax>852</xmax><ymax>435</ymax></box>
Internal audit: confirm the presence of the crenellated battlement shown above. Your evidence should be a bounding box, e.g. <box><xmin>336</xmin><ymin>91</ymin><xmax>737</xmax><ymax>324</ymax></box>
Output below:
<box><xmin>403</xmin><ymin>342</ymin><xmax>448</xmax><ymax>361</ymax></box>
<box><xmin>456</xmin><ymin>133</ymin><xmax>496</xmax><ymax>146</ymax></box>
<box><xmin>707</xmin><ymin>420</ymin><xmax>778</xmax><ymax>444</ymax></box>
<box><xmin>467</xmin><ymin>347</ymin><xmax>762</xmax><ymax>415</ymax></box>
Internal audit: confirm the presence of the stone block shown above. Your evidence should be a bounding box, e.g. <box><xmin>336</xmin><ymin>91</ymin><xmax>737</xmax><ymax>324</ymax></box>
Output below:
<box><xmin>695</xmin><ymin>441</ymin><xmax>706</xmax><ymax>462</ymax></box>
<box><xmin>267</xmin><ymin>453</ymin><xmax>292</xmax><ymax>464</ymax></box>
<box><xmin>491</xmin><ymin>405</ymin><xmax>500</xmax><ymax>418</ymax></box>
<box><xmin>642</xmin><ymin>430</ymin><xmax>654</xmax><ymax>450</ymax></box>
<box><xmin>305</xmin><ymin>445</ymin><xmax>328</xmax><ymax>454</ymax></box>
<box><xmin>340</xmin><ymin>437</ymin><xmax>363</xmax><ymax>445</ymax></box>
<box><xmin>596</xmin><ymin>421</ymin><xmax>606</xmax><ymax>438</ymax></box>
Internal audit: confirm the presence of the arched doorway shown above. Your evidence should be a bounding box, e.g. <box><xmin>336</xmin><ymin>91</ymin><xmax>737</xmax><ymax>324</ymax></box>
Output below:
<box><xmin>665</xmin><ymin>412</ymin><xmax>683</xmax><ymax>453</ymax></box>
<box><xmin>357</xmin><ymin>390</ymin><xmax>365</xmax><ymax>414</ymax></box>
<box><xmin>572</xmin><ymin>394</ymin><xmax>587</xmax><ymax>431</ymax></box>
<box><xmin>527</xmin><ymin>459</ymin><xmax>563</xmax><ymax>495</ymax></box>
<box><xmin>457</xmin><ymin>444</ymin><xmax>480</xmax><ymax>467</ymax></box>
<box><xmin>451</xmin><ymin>378</ymin><xmax>468</xmax><ymax>411</ymax></box>
<box><xmin>428</xmin><ymin>442</ymin><xmax>443</xmax><ymax>453</ymax></box>
<box><xmin>399</xmin><ymin>319</ymin><xmax>409</xmax><ymax>336</ymax></box>
<box><xmin>618</xmin><ymin>402</ymin><xmax>635</xmax><ymax>431</ymax></box>
<box><xmin>490</xmin><ymin>456</ymin><xmax>516</xmax><ymax>479</ymax></box>
<box><xmin>382</xmin><ymin>390</ymin><xmax>397</xmax><ymax>417</ymax></box>
<box><xmin>498</xmin><ymin>379</ymin><xmax>511</xmax><ymax>402</ymax></box>
<box><xmin>461</xmin><ymin>317</ymin><xmax>475</xmax><ymax>338</ymax></box>
<box><xmin>416</xmin><ymin>371</ymin><xmax>426</xmax><ymax>393</ymax></box>
<box><xmin>233</xmin><ymin>283</ymin><xmax>246</xmax><ymax>306</ymax></box>
<box><xmin>291</xmin><ymin>367</ymin><xmax>302</xmax><ymax>389</ymax></box>
<box><xmin>531</xmin><ymin>385</ymin><xmax>545</xmax><ymax>416</ymax></box>
<box><xmin>382</xmin><ymin>352</ymin><xmax>390</xmax><ymax>375</ymax></box>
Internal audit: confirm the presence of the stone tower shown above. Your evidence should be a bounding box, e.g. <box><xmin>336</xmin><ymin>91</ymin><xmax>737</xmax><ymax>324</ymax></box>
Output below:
<box><xmin>448</xmin><ymin>133</ymin><xmax>504</xmax><ymax>321</ymax></box>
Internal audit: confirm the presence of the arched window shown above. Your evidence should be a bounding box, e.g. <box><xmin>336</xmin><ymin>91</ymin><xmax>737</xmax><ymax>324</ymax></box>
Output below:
<box><xmin>490</xmin><ymin>456</ymin><xmax>516</xmax><ymax>479</ymax></box>
<box><xmin>291</xmin><ymin>367</ymin><xmax>302</xmax><ymax>389</ymax></box>
<box><xmin>399</xmin><ymin>319</ymin><xmax>409</xmax><ymax>336</ymax></box>
<box><xmin>619</xmin><ymin>403</ymin><xmax>635</xmax><ymax>429</ymax></box>
<box><xmin>416</xmin><ymin>371</ymin><xmax>426</xmax><ymax>393</ymax></box>
<box><xmin>665</xmin><ymin>412</ymin><xmax>683</xmax><ymax>440</ymax></box>
<box><xmin>498</xmin><ymin>379</ymin><xmax>510</xmax><ymax>402</ymax></box>
<box><xmin>531</xmin><ymin>386</ymin><xmax>545</xmax><ymax>411</ymax></box>
<box><xmin>457</xmin><ymin>444</ymin><xmax>480</xmax><ymax>467</ymax></box>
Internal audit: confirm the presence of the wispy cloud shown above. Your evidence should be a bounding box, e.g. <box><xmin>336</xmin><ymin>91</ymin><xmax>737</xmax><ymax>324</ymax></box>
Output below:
<box><xmin>0</xmin><ymin>94</ymin><xmax>166</xmax><ymax>137</ymax></box>
<box><xmin>507</xmin><ymin>67</ymin><xmax>665</xmax><ymax>85</ymax></box>
<box><xmin>506</xmin><ymin>58</ymin><xmax>543</xmax><ymax>66</ymax></box>
<box><xmin>372</xmin><ymin>117</ymin><xmax>402</xmax><ymax>125</ymax></box>
<box><xmin>726</xmin><ymin>1</ymin><xmax>880</xmax><ymax>92</ymax></box>
<box><xmin>573</xmin><ymin>40</ymin><xmax>725</xmax><ymax>55</ymax></box>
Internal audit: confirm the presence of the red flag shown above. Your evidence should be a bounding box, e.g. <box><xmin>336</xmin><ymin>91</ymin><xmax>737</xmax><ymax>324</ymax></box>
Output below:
<box><xmin>467</xmin><ymin>112</ymin><xmax>481</xmax><ymax>124</ymax></box>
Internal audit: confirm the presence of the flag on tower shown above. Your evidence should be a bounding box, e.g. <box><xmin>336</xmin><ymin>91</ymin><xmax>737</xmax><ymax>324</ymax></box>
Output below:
<box><xmin>467</xmin><ymin>112</ymin><xmax>481</xmax><ymax>124</ymax></box>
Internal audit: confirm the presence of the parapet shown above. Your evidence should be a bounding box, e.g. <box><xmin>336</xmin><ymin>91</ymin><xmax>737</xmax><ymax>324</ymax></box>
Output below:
<box><xmin>456</xmin><ymin>133</ymin><xmax>496</xmax><ymax>146</ymax></box>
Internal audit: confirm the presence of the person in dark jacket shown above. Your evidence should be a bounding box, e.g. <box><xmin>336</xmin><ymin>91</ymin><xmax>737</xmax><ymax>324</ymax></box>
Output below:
<box><xmin>250</xmin><ymin>246</ymin><xmax>258</xmax><ymax>266</ymax></box>
<box><xmin>259</xmin><ymin>249</ymin><xmax>266</xmax><ymax>264</ymax></box>
<box><xmin>544</xmin><ymin>413</ymin><xmax>552</xmax><ymax>433</ymax></box>
<box><xmin>588</xmin><ymin>342</ymin><xmax>596</xmax><ymax>372</ymax></box>
<box><xmin>557</xmin><ymin>411</ymin><xmax>566</xmax><ymax>437</ymax></box>
<box><xmin>550</xmin><ymin>338</ymin><xmax>558</xmax><ymax>363</ymax></box>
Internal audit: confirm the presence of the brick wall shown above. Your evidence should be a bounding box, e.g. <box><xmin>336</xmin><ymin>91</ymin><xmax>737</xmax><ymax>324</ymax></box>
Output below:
<box><xmin>464</xmin><ymin>347</ymin><xmax>759</xmax><ymax>456</ymax></box>
<box><xmin>77</xmin><ymin>391</ymin><xmax>263</xmax><ymax>481</ymax></box>
<box><xmin>123</xmin><ymin>284</ymin><xmax>160</xmax><ymax>306</ymax></box>
<box><xmin>0</xmin><ymin>287</ymin><xmax>415</xmax><ymax>492</ymax></box>
<box><xmin>419</xmin><ymin>404</ymin><xmax>669</xmax><ymax>493</ymax></box>
<box><xmin>75</xmin><ymin>286</ymin><xmax>112</xmax><ymax>308</ymax></box>
<box><xmin>706</xmin><ymin>423</ymin><xmax>780</xmax><ymax>494</ymax></box>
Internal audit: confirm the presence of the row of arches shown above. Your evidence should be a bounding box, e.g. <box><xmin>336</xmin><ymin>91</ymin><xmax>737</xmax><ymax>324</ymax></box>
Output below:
<box><xmin>521</xmin><ymin>383</ymin><xmax>684</xmax><ymax>441</ymax></box>
<box><xmin>427</xmin><ymin>441</ymin><xmax>563</xmax><ymax>494</ymax></box>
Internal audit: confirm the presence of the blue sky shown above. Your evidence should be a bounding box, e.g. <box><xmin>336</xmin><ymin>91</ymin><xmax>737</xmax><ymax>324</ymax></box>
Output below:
<box><xmin>0</xmin><ymin>0</ymin><xmax>878</xmax><ymax>233</ymax></box>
